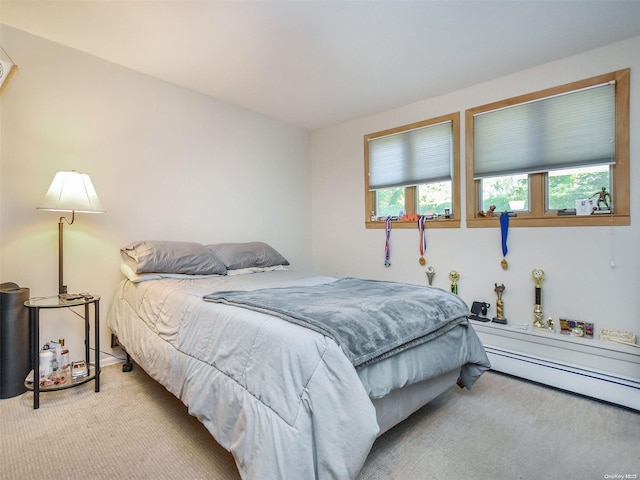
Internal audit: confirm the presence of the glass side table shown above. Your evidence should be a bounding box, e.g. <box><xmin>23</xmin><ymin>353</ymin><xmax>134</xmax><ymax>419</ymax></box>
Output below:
<box><xmin>24</xmin><ymin>294</ymin><xmax>100</xmax><ymax>409</ymax></box>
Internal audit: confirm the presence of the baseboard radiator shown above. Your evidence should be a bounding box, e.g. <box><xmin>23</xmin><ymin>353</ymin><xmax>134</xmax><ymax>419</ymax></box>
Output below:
<box><xmin>484</xmin><ymin>345</ymin><xmax>640</xmax><ymax>411</ymax></box>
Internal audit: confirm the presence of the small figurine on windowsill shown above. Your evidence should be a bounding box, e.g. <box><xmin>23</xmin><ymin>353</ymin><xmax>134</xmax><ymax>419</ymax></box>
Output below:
<box><xmin>478</xmin><ymin>205</ymin><xmax>496</xmax><ymax>217</ymax></box>
<box><xmin>590</xmin><ymin>187</ymin><xmax>611</xmax><ymax>210</ymax></box>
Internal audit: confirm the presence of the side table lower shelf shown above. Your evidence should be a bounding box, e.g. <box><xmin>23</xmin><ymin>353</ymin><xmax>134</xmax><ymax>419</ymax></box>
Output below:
<box><xmin>24</xmin><ymin>365</ymin><xmax>99</xmax><ymax>392</ymax></box>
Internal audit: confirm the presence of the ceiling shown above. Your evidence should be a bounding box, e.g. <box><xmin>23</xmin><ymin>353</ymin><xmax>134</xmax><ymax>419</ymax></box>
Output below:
<box><xmin>2</xmin><ymin>1</ymin><xmax>640</xmax><ymax>131</ymax></box>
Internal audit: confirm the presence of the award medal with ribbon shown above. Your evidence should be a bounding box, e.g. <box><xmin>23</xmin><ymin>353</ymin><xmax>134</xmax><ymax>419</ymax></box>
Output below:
<box><xmin>500</xmin><ymin>212</ymin><xmax>509</xmax><ymax>270</ymax></box>
<box><xmin>418</xmin><ymin>215</ymin><xmax>427</xmax><ymax>266</ymax></box>
<box><xmin>384</xmin><ymin>217</ymin><xmax>392</xmax><ymax>267</ymax></box>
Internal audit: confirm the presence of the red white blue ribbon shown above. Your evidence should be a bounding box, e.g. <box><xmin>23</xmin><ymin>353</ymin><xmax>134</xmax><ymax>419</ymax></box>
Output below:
<box><xmin>384</xmin><ymin>217</ymin><xmax>392</xmax><ymax>267</ymax></box>
<box><xmin>418</xmin><ymin>215</ymin><xmax>427</xmax><ymax>265</ymax></box>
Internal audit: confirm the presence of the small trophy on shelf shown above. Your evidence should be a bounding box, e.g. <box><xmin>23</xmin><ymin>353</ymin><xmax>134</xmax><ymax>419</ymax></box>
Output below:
<box><xmin>532</xmin><ymin>268</ymin><xmax>546</xmax><ymax>329</ymax></box>
<box><xmin>492</xmin><ymin>283</ymin><xmax>508</xmax><ymax>324</ymax></box>
<box><xmin>426</xmin><ymin>266</ymin><xmax>436</xmax><ymax>286</ymax></box>
<box><xmin>449</xmin><ymin>270</ymin><xmax>460</xmax><ymax>294</ymax></box>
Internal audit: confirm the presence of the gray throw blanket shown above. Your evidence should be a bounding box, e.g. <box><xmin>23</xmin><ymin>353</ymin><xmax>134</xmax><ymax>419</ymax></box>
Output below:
<box><xmin>204</xmin><ymin>278</ymin><xmax>470</xmax><ymax>368</ymax></box>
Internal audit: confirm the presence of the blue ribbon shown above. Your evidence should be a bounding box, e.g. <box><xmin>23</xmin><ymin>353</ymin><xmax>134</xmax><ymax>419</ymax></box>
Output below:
<box><xmin>500</xmin><ymin>212</ymin><xmax>509</xmax><ymax>257</ymax></box>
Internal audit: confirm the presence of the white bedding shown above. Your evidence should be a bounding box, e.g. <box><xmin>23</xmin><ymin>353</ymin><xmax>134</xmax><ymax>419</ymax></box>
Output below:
<box><xmin>107</xmin><ymin>270</ymin><xmax>490</xmax><ymax>479</ymax></box>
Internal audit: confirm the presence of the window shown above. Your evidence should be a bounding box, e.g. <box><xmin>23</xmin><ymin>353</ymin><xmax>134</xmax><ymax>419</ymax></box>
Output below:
<box><xmin>466</xmin><ymin>69</ymin><xmax>629</xmax><ymax>227</ymax></box>
<box><xmin>364</xmin><ymin>112</ymin><xmax>460</xmax><ymax>229</ymax></box>
<box><xmin>547</xmin><ymin>165</ymin><xmax>611</xmax><ymax>211</ymax></box>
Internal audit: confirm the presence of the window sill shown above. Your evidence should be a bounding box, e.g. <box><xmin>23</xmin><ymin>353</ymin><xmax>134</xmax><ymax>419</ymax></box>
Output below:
<box><xmin>366</xmin><ymin>218</ymin><xmax>461</xmax><ymax>229</ymax></box>
<box><xmin>466</xmin><ymin>213</ymin><xmax>629</xmax><ymax>228</ymax></box>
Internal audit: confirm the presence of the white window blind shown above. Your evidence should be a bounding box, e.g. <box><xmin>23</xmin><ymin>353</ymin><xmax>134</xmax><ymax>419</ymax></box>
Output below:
<box><xmin>368</xmin><ymin>121</ymin><xmax>453</xmax><ymax>190</ymax></box>
<box><xmin>473</xmin><ymin>82</ymin><xmax>615</xmax><ymax>179</ymax></box>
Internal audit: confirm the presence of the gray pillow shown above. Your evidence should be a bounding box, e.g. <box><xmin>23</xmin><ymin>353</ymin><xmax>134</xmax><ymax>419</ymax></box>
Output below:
<box><xmin>207</xmin><ymin>242</ymin><xmax>289</xmax><ymax>270</ymax></box>
<box><xmin>121</xmin><ymin>240</ymin><xmax>227</xmax><ymax>275</ymax></box>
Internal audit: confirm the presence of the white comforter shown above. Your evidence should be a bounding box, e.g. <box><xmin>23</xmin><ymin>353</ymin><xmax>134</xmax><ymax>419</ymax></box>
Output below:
<box><xmin>107</xmin><ymin>270</ymin><xmax>489</xmax><ymax>479</ymax></box>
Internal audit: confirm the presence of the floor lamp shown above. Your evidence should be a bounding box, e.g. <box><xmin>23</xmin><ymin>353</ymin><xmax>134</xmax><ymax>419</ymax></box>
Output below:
<box><xmin>37</xmin><ymin>171</ymin><xmax>105</xmax><ymax>297</ymax></box>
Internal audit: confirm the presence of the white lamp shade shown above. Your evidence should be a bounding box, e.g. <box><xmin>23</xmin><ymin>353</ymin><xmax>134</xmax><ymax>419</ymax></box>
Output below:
<box><xmin>38</xmin><ymin>171</ymin><xmax>105</xmax><ymax>213</ymax></box>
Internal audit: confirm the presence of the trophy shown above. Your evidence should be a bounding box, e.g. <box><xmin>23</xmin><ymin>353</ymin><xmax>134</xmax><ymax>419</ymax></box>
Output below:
<box><xmin>532</xmin><ymin>268</ymin><xmax>545</xmax><ymax>328</ymax></box>
<box><xmin>492</xmin><ymin>283</ymin><xmax>508</xmax><ymax>324</ymax></box>
<box><xmin>449</xmin><ymin>270</ymin><xmax>460</xmax><ymax>294</ymax></box>
<box><xmin>426</xmin><ymin>266</ymin><xmax>436</xmax><ymax>286</ymax></box>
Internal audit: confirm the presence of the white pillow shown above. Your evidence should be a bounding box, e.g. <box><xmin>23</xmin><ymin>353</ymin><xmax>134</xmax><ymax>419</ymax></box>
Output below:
<box><xmin>120</xmin><ymin>263</ymin><xmax>225</xmax><ymax>283</ymax></box>
<box><xmin>226</xmin><ymin>265</ymin><xmax>288</xmax><ymax>276</ymax></box>
<box><xmin>120</xmin><ymin>263</ymin><xmax>163</xmax><ymax>283</ymax></box>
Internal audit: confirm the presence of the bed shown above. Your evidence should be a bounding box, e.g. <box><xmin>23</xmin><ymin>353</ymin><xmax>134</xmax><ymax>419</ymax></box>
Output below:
<box><xmin>107</xmin><ymin>241</ymin><xmax>491</xmax><ymax>480</ymax></box>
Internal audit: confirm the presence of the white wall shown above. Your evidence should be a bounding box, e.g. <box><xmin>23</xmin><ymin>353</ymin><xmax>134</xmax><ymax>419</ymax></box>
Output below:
<box><xmin>311</xmin><ymin>36</ymin><xmax>640</xmax><ymax>343</ymax></box>
<box><xmin>0</xmin><ymin>26</ymin><xmax>312</xmax><ymax>361</ymax></box>
<box><xmin>2</xmin><ymin>23</ymin><xmax>638</xmax><ymax>373</ymax></box>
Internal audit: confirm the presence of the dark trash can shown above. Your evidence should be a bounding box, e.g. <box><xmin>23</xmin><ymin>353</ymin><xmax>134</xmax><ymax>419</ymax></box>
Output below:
<box><xmin>0</xmin><ymin>282</ymin><xmax>31</xmax><ymax>399</ymax></box>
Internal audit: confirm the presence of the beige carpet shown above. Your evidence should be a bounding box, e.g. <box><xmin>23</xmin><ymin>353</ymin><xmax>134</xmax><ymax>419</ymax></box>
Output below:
<box><xmin>0</xmin><ymin>363</ymin><xmax>637</xmax><ymax>480</ymax></box>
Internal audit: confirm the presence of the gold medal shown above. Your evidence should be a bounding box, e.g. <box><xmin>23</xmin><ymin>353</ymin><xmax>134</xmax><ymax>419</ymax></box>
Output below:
<box><xmin>499</xmin><ymin>212</ymin><xmax>509</xmax><ymax>271</ymax></box>
<box><xmin>419</xmin><ymin>256</ymin><xmax>426</xmax><ymax>266</ymax></box>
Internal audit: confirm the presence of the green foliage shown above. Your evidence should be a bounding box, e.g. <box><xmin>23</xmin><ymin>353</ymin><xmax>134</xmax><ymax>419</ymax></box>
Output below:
<box><xmin>482</xmin><ymin>170</ymin><xmax>610</xmax><ymax>211</ymax></box>
<box><xmin>376</xmin><ymin>187</ymin><xmax>405</xmax><ymax>217</ymax></box>
<box><xmin>482</xmin><ymin>176</ymin><xmax>528</xmax><ymax>211</ymax></box>
<box><xmin>375</xmin><ymin>182</ymin><xmax>453</xmax><ymax>217</ymax></box>
<box><xmin>418</xmin><ymin>182</ymin><xmax>452</xmax><ymax>214</ymax></box>
<box><xmin>547</xmin><ymin>171</ymin><xmax>610</xmax><ymax>210</ymax></box>
<box><xmin>375</xmin><ymin>170</ymin><xmax>611</xmax><ymax>217</ymax></box>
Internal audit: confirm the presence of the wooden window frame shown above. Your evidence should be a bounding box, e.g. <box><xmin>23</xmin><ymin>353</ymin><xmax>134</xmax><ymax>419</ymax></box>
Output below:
<box><xmin>465</xmin><ymin>68</ymin><xmax>630</xmax><ymax>228</ymax></box>
<box><xmin>364</xmin><ymin>112</ymin><xmax>461</xmax><ymax>229</ymax></box>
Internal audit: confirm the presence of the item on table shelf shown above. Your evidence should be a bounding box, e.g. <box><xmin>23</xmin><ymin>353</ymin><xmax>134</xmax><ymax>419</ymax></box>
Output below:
<box><xmin>48</xmin><ymin>340</ymin><xmax>62</xmax><ymax>371</ymax></box>
<box><xmin>39</xmin><ymin>371</ymin><xmax>66</xmax><ymax>387</ymax></box>
<box><xmin>38</xmin><ymin>350</ymin><xmax>53</xmax><ymax>379</ymax></box>
<box><xmin>71</xmin><ymin>360</ymin><xmax>88</xmax><ymax>379</ymax></box>
<box><xmin>59</xmin><ymin>338</ymin><xmax>70</xmax><ymax>370</ymax></box>
<box><xmin>532</xmin><ymin>268</ymin><xmax>545</xmax><ymax>328</ymax></box>
<box><xmin>492</xmin><ymin>283</ymin><xmax>508</xmax><ymax>325</ymax></box>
